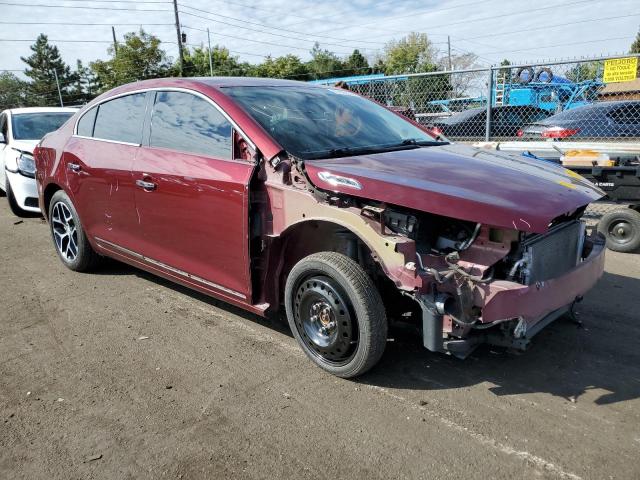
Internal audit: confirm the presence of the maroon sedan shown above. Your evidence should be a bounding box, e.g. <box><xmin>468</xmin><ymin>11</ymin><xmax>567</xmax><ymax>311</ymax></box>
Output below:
<box><xmin>35</xmin><ymin>77</ymin><xmax>606</xmax><ymax>378</ymax></box>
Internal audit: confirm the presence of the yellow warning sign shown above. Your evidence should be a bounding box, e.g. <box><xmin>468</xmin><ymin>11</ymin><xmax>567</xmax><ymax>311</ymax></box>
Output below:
<box><xmin>603</xmin><ymin>57</ymin><xmax>638</xmax><ymax>83</ymax></box>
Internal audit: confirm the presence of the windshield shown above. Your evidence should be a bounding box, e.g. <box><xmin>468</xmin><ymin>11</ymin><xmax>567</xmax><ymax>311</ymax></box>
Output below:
<box><xmin>223</xmin><ymin>86</ymin><xmax>438</xmax><ymax>159</ymax></box>
<box><xmin>11</xmin><ymin>112</ymin><xmax>74</xmax><ymax>140</ymax></box>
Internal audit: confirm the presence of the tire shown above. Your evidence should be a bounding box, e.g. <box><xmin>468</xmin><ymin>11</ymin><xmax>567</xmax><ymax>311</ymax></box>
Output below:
<box><xmin>515</xmin><ymin>67</ymin><xmax>534</xmax><ymax>84</ymax></box>
<box><xmin>48</xmin><ymin>190</ymin><xmax>101</xmax><ymax>271</ymax></box>
<box><xmin>534</xmin><ymin>67</ymin><xmax>553</xmax><ymax>83</ymax></box>
<box><xmin>285</xmin><ymin>252</ymin><xmax>388</xmax><ymax>378</ymax></box>
<box><xmin>597</xmin><ymin>208</ymin><xmax>640</xmax><ymax>253</ymax></box>
<box><xmin>6</xmin><ymin>179</ymin><xmax>29</xmax><ymax>217</ymax></box>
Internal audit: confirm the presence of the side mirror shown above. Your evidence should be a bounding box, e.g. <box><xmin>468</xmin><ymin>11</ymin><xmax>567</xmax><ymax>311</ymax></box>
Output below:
<box><xmin>0</xmin><ymin>133</ymin><xmax>5</xmax><ymax>144</ymax></box>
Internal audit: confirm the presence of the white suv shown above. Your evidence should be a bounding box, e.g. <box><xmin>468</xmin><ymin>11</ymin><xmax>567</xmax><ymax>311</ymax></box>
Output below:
<box><xmin>1</xmin><ymin>107</ymin><xmax>77</xmax><ymax>215</ymax></box>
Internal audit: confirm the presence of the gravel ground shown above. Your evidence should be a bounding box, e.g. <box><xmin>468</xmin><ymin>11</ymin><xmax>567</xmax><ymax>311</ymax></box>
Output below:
<box><xmin>1</xmin><ymin>199</ymin><xmax>639</xmax><ymax>480</ymax></box>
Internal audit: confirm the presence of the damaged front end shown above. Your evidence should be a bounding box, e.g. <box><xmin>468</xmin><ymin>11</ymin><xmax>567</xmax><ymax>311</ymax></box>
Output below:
<box><xmin>400</xmin><ymin>210</ymin><xmax>606</xmax><ymax>358</ymax></box>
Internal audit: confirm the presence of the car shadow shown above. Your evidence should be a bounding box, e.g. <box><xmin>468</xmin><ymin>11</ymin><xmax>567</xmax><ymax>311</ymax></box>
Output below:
<box><xmin>358</xmin><ymin>270</ymin><xmax>640</xmax><ymax>406</ymax></box>
<box><xmin>91</xmin><ymin>260</ymin><xmax>639</xmax><ymax>406</ymax></box>
<box><xmin>93</xmin><ymin>258</ymin><xmax>292</xmax><ymax>336</ymax></box>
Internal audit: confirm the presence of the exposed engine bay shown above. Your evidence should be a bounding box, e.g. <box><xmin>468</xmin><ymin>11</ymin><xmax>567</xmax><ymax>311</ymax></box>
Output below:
<box><xmin>356</xmin><ymin>200</ymin><xmax>597</xmax><ymax>358</ymax></box>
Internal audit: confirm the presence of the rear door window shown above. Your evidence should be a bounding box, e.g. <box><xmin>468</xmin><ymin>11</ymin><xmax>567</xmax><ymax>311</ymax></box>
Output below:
<box><xmin>149</xmin><ymin>91</ymin><xmax>232</xmax><ymax>159</ymax></box>
<box><xmin>77</xmin><ymin>106</ymin><xmax>98</xmax><ymax>137</ymax></box>
<box><xmin>93</xmin><ymin>93</ymin><xmax>146</xmax><ymax>144</ymax></box>
<box><xmin>609</xmin><ymin>104</ymin><xmax>640</xmax><ymax>124</ymax></box>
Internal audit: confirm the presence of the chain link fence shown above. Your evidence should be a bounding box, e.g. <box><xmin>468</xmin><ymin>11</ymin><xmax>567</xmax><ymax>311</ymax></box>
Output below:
<box><xmin>314</xmin><ymin>54</ymin><xmax>640</xmax><ymax>146</ymax></box>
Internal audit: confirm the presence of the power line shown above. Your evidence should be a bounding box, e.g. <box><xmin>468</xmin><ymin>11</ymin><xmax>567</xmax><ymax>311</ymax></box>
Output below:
<box><xmin>0</xmin><ymin>1</ymin><xmax>171</xmax><ymax>11</ymax></box>
<box><xmin>177</xmin><ymin>3</ymin><xmax>385</xmax><ymax>47</ymax></box>
<box><xmin>178</xmin><ymin>10</ymin><xmax>373</xmax><ymax>55</ymax></box>
<box><xmin>476</xmin><ymin>35</ymin><xmax>636</xmax><ymax>56</ymax></box>
<box><xmin>340</xmin><ymin>0</ymin><xmax>600</xmax><ymax>43</ymax></box>
<box><xmin>181</xmin><ymin>25</ymin><xmax>352</xmax><ymax>56</ymax></box>
<box><xmin>0</xmin><ymin>21</ymin><xmax>174</xmax><ymax>26</ymax></box>
<box><xmin>455</xmin><ymin>13</ymin><xmax>640</xmax><ymax>43</ymax></box>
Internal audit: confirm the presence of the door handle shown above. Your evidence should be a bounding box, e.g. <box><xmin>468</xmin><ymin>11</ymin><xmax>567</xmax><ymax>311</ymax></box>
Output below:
<box><xmin>136</xmin><ymin>179</ymin><xmax>157</xmax><ymax>191</ymax></box>
<box><xmin>68</xmin><ymin>163</ymin><xmax>81</xmax><ymax>172</ymax></box>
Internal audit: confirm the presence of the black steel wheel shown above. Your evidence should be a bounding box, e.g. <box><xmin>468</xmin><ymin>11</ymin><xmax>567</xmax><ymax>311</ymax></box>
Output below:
<box><xmin>598</xmin><ymin>208</ymin><xmax>640</xmax><ymax>253</ymax></box>
<box><xmin>293</xmin><ymin>275</ymin><xmax>358</xmax><ymax>364</ymax></box>
<box><xmin>285</xmin><ymin>252</ymin><xmax>387</xmax><ymax>378</ymax></box>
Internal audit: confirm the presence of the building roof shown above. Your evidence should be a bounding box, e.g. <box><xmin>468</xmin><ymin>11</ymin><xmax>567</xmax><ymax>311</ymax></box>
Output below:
<box><xmin>600</xmin><ymin>78</ymin><xmax>640</xmax><ymax>95</ymax></box>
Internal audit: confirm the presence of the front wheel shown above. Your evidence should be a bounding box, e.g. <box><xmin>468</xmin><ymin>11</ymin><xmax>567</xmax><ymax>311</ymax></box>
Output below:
<box><xmin>285</xmin><ymin>252</ymin><xmax>388</xmax><ymax>378</ymax></box>
<box><xmin>597</xmin><ymin>208</ymin><xmax>640</xmax><ymax>253</ymax></box>
<box><xmin>48</xmin><ymin>190</ymin><xmax>101</xmax><ymax>271</ymax></box>
<box><xmin>6</xmin><ymin>179</ymin><xmax>29</xmax><ymax>217</ymax></box>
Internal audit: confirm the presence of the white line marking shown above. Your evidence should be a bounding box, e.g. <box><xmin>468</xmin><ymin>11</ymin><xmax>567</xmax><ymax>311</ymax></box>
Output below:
<box><xmin>368</xmin><ymin>385</ymin><xmax>583</xmax><ymax>480</ymax></box>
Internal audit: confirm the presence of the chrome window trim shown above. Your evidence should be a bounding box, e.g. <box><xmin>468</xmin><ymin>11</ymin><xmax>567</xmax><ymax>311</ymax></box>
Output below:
<box><xmin>73</xmin><ymin>134</ymin><xmax>140</xmax><ymax>147</ymax></box>
<box><xmin>73</xmin><ymin>86</ymin><xmax>256</xmax><ymax>152</ymax></box>
<box><xmin>95</xmin><ymin>237</ymin><xmax>247</xmax><ymax>300</ymax></box>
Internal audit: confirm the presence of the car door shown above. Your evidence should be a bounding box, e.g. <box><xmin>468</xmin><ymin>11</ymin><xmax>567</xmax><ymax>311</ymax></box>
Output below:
<box><xmin>0</xmin><ymin>112</ymin><xmax>9</xmax><ymax>190</ymax></box>
<box><xmin>132</xmin><ymin>90</ymin><xmax>255</xmax><ymax>302</ymax></box>
<box><xmin>65</xmin><ymin>92</ymin><xmax>148</xmax><ymax>248</ymax></box>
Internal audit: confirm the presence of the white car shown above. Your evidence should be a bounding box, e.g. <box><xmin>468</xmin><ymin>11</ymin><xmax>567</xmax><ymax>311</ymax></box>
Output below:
<box><xmin>0</xmin><ymin>107</ymin><xmax>77</xmax><ymax>216</ymax></box>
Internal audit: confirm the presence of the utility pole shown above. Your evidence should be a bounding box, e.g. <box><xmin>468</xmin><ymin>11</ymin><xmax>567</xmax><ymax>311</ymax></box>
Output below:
<box><xmin>53</xmin><ymin>69</ymin><xmax>63</xmax><ymax>107</ymax></box>
<box><xmin>207</xmin><ymin>27</ymin><xmax>213</xmax><ymax>76</ymax></box>
<box><xmin>447</xmin><ymin>35</ymin><xmax>452</xmax><ymax>71</ymax></box>
<box><xmin>111</xmin><ymin>26</ymin><xmax>118</xmax><ymax>54</ymax></box>
<box><xmin>172</xmin><ymin>0</ymin><xmax>184</xmax><ymax>76</ymax></box>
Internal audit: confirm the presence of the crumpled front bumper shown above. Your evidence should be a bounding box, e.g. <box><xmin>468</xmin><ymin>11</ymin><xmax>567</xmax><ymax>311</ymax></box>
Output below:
<box><xmin>477</xmin><ymin>232</ymin><xmax>606</xmax><ymax>327</ymax></box>
<box><xmin>417</xmin><ymin>232</ymin><xmax>606</xmax><ymax>357</ymax></box>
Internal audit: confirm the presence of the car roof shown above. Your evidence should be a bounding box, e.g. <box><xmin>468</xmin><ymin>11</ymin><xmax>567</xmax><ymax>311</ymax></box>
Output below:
<box><xmin>3</xmin><ymin>107</ymin><xmax>79</xmax><ymax>115</ymax></box>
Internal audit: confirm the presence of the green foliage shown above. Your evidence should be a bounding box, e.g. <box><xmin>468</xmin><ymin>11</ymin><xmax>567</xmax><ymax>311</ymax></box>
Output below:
<box><xmin>343</xmin><ymin>49</ymin><xmax>370</xmax><ymax>76</ymax></box>
<box><xmin>307</xmin><ymin>43</ymin><xmax>345</xmax><ymax>79</ymax></box>
<box><xmin>20</xmin><ymin>34</ymin><xmax>77</xmax><ymax>106</ymax></box>
<box><xmin>565</xmin><ymin>62</ymin><xmax>602</xmax><ymax>82</ymax></box>
<box><xmin>253</xmin><ymin>54</ymin><xmax>310</xmax><ymax>79</ymax></box>
<box><xmin>90</xmin><ymin>29</ymin><xmax>173</xmax><ymax>92</ymax></box>
<box><xmin>68</xmin><ymin>60</ymin><xmax>99</xmax><ymax>105</ymax></box>
<box><xmin>0</xmin><ymin>72</ymin><xmax>29</xmax><ymax>110</ymax></box>
<box><xmin>630</xmin><ymin>28</ymin><xmax>640</xmax><ymax>54</ymax></box>
<box><xmin>183</xmin><ymin>45</ymin><xmax>247</xmax><ymax>77</ymax></box>
<box><xmin>382</xmin><ymin>32</ymin><xmax>438</xmax><ymax>74</ymax></box>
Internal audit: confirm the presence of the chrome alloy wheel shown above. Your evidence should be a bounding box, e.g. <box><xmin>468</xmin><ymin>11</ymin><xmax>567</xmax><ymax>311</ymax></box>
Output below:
<box><xmin>51</xmin><ymin>201</ymin><xmax>78</xmax><ymax>262</ymax></box>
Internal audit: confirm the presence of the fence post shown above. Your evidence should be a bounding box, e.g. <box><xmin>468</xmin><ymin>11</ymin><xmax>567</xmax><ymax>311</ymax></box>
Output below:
<box><xmin>485</xmin><ymin>67</ymin><xmax>493</xmax><ymax>141</ymax></box>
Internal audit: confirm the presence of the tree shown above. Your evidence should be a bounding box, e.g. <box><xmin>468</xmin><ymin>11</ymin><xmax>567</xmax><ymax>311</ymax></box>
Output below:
<box><xmin>444</xmin><ymin>52</ymin><xmax>480</xmax><ymax>97</ymax></box>
<box><xmin>630</xmin><ymin>27</ymin><xmax>640</xmax><ymax>54</ymax></box>
<box><xmin>256</xmin><ymin>54</ymin><xmax>309</xmax><ymax>79</ymax></box>
<box><xmin>381</xmin><ymin>33</ymin><xmax>449</xmax><ymax>109</ymax></box>
<box><xmin>565</xmin><ymin>61</ymin><xmax>602</xmax><ymax>83</ymax></box>
<box><xmin>0</xmin><ymin>72</ymin><xmax>29</xmax><ymax>110</ymax></box>
<box><xmin>307</xmin><ymin>43</ymin><xmax>344</xmax><ymax>79</ymax></box>
<box><xmin>382</xmin><ymin>32</ymin><xmax>438</xmax><ymax>75</ymax></box>
<box><xmin>343</xmin><ymin>49</ymin><xmax>370</xmax><ymax>76</ymax></box>
<box><xmin>21</xmin><ymin>34</ymin><xmax>77</xmax><ymax>106</ymax></box>
<box><xmin>182</xmin><ymin>45</ymin><xmax>245</xmax><ymax>77</ymax></box>
<box><xmin>90</xmin><ymin>29</ymin><xmax>172</xmax><ymax>92</ymax></box>
<box><xmin>68</xmin><ymin>60</ymin><xmax>99</xmax><ymax>105</ymax></box>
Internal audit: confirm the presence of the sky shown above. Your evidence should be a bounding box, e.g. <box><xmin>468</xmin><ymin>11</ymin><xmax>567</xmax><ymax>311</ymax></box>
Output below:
<box><xmin>1</xmin><ymin>0</ymin><xmax>638</xmax><ymax>77</ymax></box>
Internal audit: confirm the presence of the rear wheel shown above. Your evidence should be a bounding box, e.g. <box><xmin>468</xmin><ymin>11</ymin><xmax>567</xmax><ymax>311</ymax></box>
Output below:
<box><xmin>597</xmin><ymin>208</ymin><xmax>640</xmax><ymax>253</ymax></box>
<box><xmin>48</xmin><ymin>190</ymin><xmax>100</xmax><ymax>271</ymax></box>
<box><xmin>285</xmin><ymin>252</ymin><xmax>387</xmax><ymax>378</ymax></box>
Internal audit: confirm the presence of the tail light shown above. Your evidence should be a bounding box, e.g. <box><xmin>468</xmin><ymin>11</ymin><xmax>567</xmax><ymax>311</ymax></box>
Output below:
<box><xmin>540</xmin><ymin>126</ymin><xmax>580</xmax><ymax>138</ymax></box>
<box><xmin>516</xmin><ymin>129</ymin><xmax>524</xmax><ymax>137</ymax></box>
<box><xmin>429</xmin><ymin>126</ymin><xmax>443</xmax><ymax>137</ymax></box>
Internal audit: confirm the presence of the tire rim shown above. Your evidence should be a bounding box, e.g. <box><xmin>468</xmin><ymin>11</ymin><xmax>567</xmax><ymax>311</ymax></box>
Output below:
<box><xmin>51</xmin><ymin>202</ymin><xmax>78</xmax><ymax>262</ymax></box>
<box><xmin>607</xmin><ymin>219</ymin><xmax>634</xmax><ymax>246</ymax></box>
<box><xmin>293</xmin><ymin>275</ymin><xmax>358</xmax><ymax>365</ymax></box>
